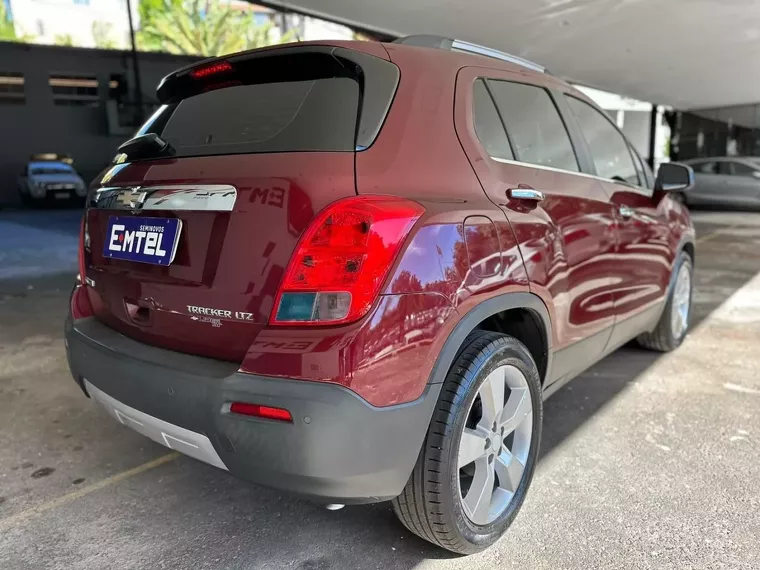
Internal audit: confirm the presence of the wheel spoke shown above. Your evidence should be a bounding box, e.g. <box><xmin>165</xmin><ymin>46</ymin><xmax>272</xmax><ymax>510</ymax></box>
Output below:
<box><xmin>498</xmin><ymin>387</ymin><xmax>531</xmax><ymax>435</ymax></box>
<box><xmin>458</xmin><ymin>426</ymin><xmax>489</xmax><ymax>468</ymax></box>
<box><xmin>478</xmin><ymin>368</ymin><xmax>505</xmax><ymax>427</ymax></box>
<box><xmin>494</xmin><ymin>449</ymin><xmax>525</xmax><ymax>493</ymax></box>
<box><xmin>458</xmin><ymin>364</ymin><xmax>534</xmax><ymax>526</ymax></box>
<box><xmin>462</xmin><ymin>456</ymin><xmax>495</xmax><ymax>525</ymax></box>
<box><xmin>671</xmin><ymin>265</ymin><xmax>691</xmax><ymax>339</ymax></box>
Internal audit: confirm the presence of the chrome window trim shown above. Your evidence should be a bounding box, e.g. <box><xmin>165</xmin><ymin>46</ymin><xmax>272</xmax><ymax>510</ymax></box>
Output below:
<box><xmin>490</xmin><ymin>156</ymin><xmax>652</xmax><ymax>194</ymax></box>
<box><xmin>92</xmin><ymin>184</ymin><xmax>237</xmax><ymax>211</ymax></box>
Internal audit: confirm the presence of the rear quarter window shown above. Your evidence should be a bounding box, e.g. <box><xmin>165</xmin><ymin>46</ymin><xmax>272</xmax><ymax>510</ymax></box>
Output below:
<box><xmin>472</xmin><ymin>79</ymin><xmax>513</xmax><ymax>160</ymax></box>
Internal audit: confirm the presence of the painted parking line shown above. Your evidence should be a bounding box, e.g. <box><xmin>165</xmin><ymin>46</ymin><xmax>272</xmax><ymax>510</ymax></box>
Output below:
<box><xmin>695</xmin><ymin>224</ymin><xmax>737</xmax><ymax>245</ymax></box>
<box><xmin>0</xmin><ymin>452</ymin><xmax>180</xmax><ymax>529</ymax></box>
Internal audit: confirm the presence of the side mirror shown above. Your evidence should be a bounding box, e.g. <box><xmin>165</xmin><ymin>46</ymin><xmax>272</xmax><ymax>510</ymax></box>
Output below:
<box><xmin>655</xmin><ymin>162</ymin><xmax>694</xmax><ymax>192</ymax></box>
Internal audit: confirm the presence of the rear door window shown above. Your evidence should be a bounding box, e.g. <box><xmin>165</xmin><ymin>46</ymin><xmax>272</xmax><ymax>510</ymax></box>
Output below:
<box><xmin>472</xmin><ymin>79</ymin><xmax>513</xmax><ymax>160</ymax></box>
<box><xmin>487</xmin><ymin>80</ymin><xmax>579</xmax><ymax>172</ymax></box>
<box><xmin>140</xmin><ymin>78</ymin><xmax>360</xmax><ymax>157</ymax></box>
<box><xmin>565</xmin><ymin>96</ymin><xmax>639</xmax><ymax>185</ymax></box>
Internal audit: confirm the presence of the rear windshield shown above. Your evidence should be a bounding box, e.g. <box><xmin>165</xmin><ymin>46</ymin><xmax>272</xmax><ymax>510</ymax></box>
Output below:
<box><xmin>138</xmin><ymin>77</ymin><xmax>360</xmax><ymax>157</ymax></box>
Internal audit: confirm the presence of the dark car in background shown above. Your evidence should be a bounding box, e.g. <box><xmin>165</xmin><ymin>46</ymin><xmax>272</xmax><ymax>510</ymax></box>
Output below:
<box><xmin>65</xmin><ymin>36</ymin><xmax>696</xmax><ymax>554</ymax></box>
<box><xmin>683</xmin><ymin>156</ymin><xmax>760</xmax><ymax>209</ymax></box>
<box><xmin>18</xmin><ymin>155</ymin><xmax>88</xmax><ymax>206</ymax></box>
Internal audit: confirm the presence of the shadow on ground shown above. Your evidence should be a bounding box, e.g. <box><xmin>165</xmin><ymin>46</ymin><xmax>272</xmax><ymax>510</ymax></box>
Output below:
<box><xmin>0</xmin><ymin>208</ymin><xmax>82</xmax><ymax>237</ymax></box>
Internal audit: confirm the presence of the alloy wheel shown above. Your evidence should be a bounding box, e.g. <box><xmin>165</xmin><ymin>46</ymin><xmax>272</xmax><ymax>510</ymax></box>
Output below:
<box><xmin>671</xmin><ymin>263</ymin><xmax>692</xmax><ymax>340</ymax></box>
<box><xmin>457</xmin><ymin>364</ymin><xmax>533</xmax><ymax>525</ymax></box>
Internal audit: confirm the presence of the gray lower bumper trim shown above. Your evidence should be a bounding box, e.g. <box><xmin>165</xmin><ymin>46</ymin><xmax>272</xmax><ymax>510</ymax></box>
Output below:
<box><xmin>85</xmin><ymin>380</ymin><xmax>228</xmax><ymax>471</ymax></box>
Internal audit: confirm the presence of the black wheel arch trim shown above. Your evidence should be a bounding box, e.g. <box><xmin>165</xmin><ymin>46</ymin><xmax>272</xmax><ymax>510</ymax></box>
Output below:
<box><xmin>648</xmin><ymin>236</ymin><xmax>694</xmax><ymax>327</ymax></box>
<box><xmin>427</xmin><ymin>292</ymin><xmax>553</xmax><ymax>386</ymax></box>
<box><xmin>671</xmin><ymin>235</ymin><xmax>696</xmax><ymax>292</ymax></box>
<box><xmin>678</xmin><ymin>234</ymin><xmax>696</xmax><ymax>263</ymax></box>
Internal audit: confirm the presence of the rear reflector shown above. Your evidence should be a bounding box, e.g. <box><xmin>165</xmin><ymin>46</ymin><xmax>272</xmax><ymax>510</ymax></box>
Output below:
<box><xmin>229</xmin><ymin>402</ymin><xmax>293</xmax><ymax>423</ymax></box>
<box><xmin>270</xmin><ymin>196</ymin><xmax>424</xmax><ymax>326</ymax></box>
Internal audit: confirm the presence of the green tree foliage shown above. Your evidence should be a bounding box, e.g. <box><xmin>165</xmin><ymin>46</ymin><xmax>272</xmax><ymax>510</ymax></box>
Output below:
<box><xmin>92</xmin><ymin>21</ymin><xmax>119</xmax><ymax>49</ymax></box>
<box><xmin>0</xmin><ymin>2</ymin><xmax>34</xmax><ymax>42</ymax></box>
<box><xmin>136</xmin><ymin>0</ymin><xmax>296</xmax><ymax>57</ymax></box>
<box><xmin>0</xmin><ymin>3</ymin><xmax>14</xmax><ymax>41</ymax></box>
<box><xmin>54</xmin><ymin>34</ymin><xmax>75</xmax><ymax>47</ymax></box>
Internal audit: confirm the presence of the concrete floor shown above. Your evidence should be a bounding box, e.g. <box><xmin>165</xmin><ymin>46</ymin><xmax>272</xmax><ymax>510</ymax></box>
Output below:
<box><xmin>1</xmin><ymin>209</ymin><xmax>759</xmax><ymax>570</ymax></box>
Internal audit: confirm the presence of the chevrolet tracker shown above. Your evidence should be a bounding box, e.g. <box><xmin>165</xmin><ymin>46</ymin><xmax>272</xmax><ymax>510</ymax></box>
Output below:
<box><xmin>66</xmin><ymin>35</ymin><xmax>696</xmax><ymax>554</ymax></box>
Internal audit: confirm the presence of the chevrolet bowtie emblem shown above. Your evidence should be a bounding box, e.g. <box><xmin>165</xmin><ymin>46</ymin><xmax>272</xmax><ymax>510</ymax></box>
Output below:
<box><xmin>115</xmin><ymin>188</ymin><xmax>148</xmax><ymax>209</ymax></box>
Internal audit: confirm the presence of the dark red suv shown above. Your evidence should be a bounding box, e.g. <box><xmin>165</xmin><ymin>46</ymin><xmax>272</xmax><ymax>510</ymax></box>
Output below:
<box><xmin>66</xmin><ymin>35</ymin><xmax>696</xmax><ymax>553</ymax></box>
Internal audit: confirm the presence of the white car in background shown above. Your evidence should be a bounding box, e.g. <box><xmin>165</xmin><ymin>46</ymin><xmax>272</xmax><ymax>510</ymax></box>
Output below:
<box><xmin>682</xmin><ymin>156</ymin><xmax>760</xmax><ymax>209</ymax></box>
<box><xmin>18</xmin><ymin>159</ymin><xmax>88</xmax><ymax>206</ymax></box>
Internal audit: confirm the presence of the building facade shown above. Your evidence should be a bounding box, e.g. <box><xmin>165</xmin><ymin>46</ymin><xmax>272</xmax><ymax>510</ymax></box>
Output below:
<box><xmin>0</xmin><ymin>41</ymin><xmax>200</xmax><ymax>205</ymax></box>
<box><xmin>672</xmin><ymin>103</ymin><xmax>760</xmax><ymax>161</ymax></box>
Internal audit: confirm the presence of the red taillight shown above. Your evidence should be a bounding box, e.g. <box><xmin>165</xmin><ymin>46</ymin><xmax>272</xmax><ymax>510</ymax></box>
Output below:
<box><xmin>190</xmin><ymin>61</ymin><xmax>233</xmax><ymax>79</ymax></box>
<box><xmin>229</xmin><ymin>402</ymin><xmax>293</xmax><ymax>423</ymax></box>
<box><xmin>70</xmin><ymin>285</ymin><xmax>94</xmax><ymax>319</ymax></box>
<box><xmin>270</xmin><ymin>196</ymin><xmax>424</xmax><ymax>326</ymax></box>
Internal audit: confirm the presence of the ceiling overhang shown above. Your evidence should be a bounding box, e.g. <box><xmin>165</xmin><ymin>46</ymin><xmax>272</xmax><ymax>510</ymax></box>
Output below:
<box><xmin>261</xmin><ymin>0</ymin><xmax>760</xmax><ymax>110</ymax></box>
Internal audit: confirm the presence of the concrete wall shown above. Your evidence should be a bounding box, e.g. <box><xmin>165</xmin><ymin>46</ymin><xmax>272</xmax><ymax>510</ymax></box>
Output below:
<box><xmin>0</xmin><ymin>41</ymin><xmax>199</xmax><ymax>206</ymax></box>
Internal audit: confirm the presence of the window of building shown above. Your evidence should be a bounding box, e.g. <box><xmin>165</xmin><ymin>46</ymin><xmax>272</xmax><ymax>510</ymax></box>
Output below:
<box><xmin>487</xmin><ymin>80</ymin><xmax>579</xmax><ymax>172</ymax></box>
<box><xmin>566</xmin><ymin>96</ymin><xmax>639</xmax><ymax>185</ymax></box>
<box><xmin>253</xmin><ymin>12</ymin><xmax>271</xmax><ymax>25</ymax></box>
<box><xmin>108</xmin><ymin>73</ymin><xmax>127</xmax><ymax>101</ymax></box>
<box><xmin>49</xmin><ymin>75</ymin><xmax>99</xmax><ymax>106</ymax></box>
<box><xmin>472</xmin><ymin>79</ymin><xmax>513</xmax><ymax>161</ymax></box>
<box><xmin>0</xmin><ymin>72</ymin><xmax>25</xmax><ymax>104</ymax></box>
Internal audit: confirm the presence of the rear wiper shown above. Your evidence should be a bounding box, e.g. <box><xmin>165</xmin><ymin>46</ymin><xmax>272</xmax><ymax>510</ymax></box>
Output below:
<box><xmin>118</xmin><ymin>133</ymin><xmax>175</xmax><ymax>161</ymax></box>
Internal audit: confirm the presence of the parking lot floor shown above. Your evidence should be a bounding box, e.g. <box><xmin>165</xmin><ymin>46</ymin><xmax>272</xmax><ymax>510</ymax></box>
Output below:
<box><xmin>1</xmin><ymin>209</ymin><xmax>759</xmax><ymax>569</ymax></box>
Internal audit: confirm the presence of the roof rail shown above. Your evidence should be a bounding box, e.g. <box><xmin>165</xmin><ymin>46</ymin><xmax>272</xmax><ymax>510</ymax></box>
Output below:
<box><xmin>394</xmin><ymin>35</ymin><xmax>545</xmax><ymax>73</ymax></box>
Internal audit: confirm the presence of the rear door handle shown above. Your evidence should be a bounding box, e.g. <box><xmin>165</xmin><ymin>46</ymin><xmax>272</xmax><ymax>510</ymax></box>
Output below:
<box><xmin>508</xmin><ymin>188</ymin><xmax>545</xmax><ymax>201</ymax></box>
<box><xmin>618</xmin><ymin>205</ymin><xmax>635</xmax><ymax>219</ymax></box>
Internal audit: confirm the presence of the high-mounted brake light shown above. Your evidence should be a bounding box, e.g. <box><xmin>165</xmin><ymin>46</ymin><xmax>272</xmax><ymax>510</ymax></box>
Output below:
<box><xmin>270</xmin><ymin>196</ymin><xmax>424</xmax><ymax>326</ymax></box>
<box><xmin>190</xmin><ymin>61</ymin><xmax>233</xmax><ymax>80</ymax></box>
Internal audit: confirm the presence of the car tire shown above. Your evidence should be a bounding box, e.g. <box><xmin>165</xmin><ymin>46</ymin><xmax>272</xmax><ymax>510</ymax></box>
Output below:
<box><xmin>392</xmin><ymin>330</ymin><xmax>542</xmax><ymax>554</ymax></box>
<box><xmin>637</xmin><ymin>251</ymin><xmax>693</xmax><ymax>352</ymax></box>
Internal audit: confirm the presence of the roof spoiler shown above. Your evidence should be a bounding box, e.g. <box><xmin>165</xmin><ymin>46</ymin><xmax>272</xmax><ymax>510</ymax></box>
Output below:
<box><xmin>394</xmin><ymin>35</ymin><xmax>545</xmax><ymax>73</ymax></box>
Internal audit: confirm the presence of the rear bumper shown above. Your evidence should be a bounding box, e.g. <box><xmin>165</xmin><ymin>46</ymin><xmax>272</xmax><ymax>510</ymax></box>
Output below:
<box><xmin>65</xmin><ymin>317</ymin><xmax>438</xmax><ymax>504</ymax></box>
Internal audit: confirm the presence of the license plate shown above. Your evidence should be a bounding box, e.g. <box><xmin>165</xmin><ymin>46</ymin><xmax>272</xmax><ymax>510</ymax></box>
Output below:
<box><xmin>54</xmin><ymin>192</ymin><xmax>69</xmax><ymax>199</ymax></box>
<box><xmin>104</xmin><ymin>216</ymin><xmax>182</xmax><ymax>265</ymax></box>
